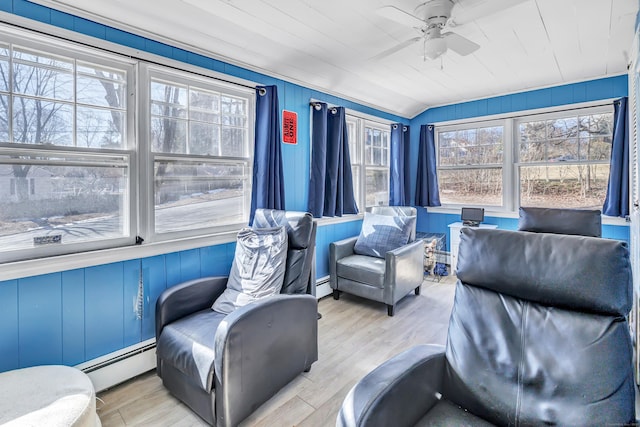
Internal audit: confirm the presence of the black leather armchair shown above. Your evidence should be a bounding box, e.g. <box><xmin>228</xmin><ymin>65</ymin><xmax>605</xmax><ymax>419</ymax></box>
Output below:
<box><xmin>338</xmin><ymin>228</ymin><xmax>635</xmax><ymax>426</ymax></box>
<box><xmin>329</xmin><ymin>206</ymin><xmax>424</xmax><ymax>316</ymax></box>
<box><xmin>155</xmin><ymin>209</ymin><xmax>318</xmax><ymax>426</ymax></box>
<box><xmin>518</xmin><ymin>206</ymin><xmax>602</xmax><ymax>237</ymax></box>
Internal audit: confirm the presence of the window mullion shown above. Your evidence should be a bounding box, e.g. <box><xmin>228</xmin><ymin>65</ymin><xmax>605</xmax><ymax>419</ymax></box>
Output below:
<box><xmin>504</xmin><ymin>118</ymin><xmax>515</xmax><ymax>211</ymax></box>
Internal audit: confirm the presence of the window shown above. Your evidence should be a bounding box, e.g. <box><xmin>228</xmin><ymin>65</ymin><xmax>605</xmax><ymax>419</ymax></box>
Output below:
<box><xmin>0</xmin><ymin>25</ymin><xmax>254</xmax><ymax>263</ymax></box>
<box><xmin>435</xmin><ymin>105</ymin><xmax>614</xmax><ymax>212</ymax></box>
<box><xmin>141</xmin><ymin>66</ymin><xmax>253</xmax><ymax>240</ymax></box>
<box><xmin>347</xmin><ymin>115</ymin><xmax>391</xmax><ymax>209</ymax></box>
<box><xmin>517</xmin><ymin>109</ymin><xmax>612</xmax><ymax>209</ymax></box>
<box><xmin>437</xmin><ymin>123</ymin><xmax>504</xmax><ymax>207</ymax></box>
<box><xmin>0</xmin><ymin>32</ymin><xmax>135</xmax><ymax>263</ymax></box>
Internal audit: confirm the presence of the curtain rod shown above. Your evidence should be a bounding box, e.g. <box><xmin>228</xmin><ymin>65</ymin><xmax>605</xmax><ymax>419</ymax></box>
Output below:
<box><xmin>309</xmin><ymin>98</ymin><xmax>403</xmax><ymax>127</ymax></box>
<box><xmin>309</xmin><ymin>101</ymin><xmax>338</xmax><ymax>113</ymax></box>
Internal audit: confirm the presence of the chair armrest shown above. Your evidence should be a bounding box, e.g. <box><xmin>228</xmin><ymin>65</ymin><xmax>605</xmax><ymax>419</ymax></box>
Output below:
<box><xmin>331</xmin><ymin>236</ymin><xmax>358</xmax><ymax>261</ymax></box>
<box><xmin>155</xmin><ymin>276</ymin><xmax>228</xmax><ymax>338</ymax></box>
<box><xmin>384</xmin><ymin>239</ymin><xmax>425</xmax><ymax>300</ymax></box>
<box><xmin>330</xmin><ymin>236</ymin><xmax>358</xmax><ymax>289</ymax></box>
<box><xmin>214</xmin><ymin>294</ymin><xmax>318</xmax><ymax>427</ymax></box>
<box><xmin>337</xmin><ymin>344</ymin><xmax>446</xmax><ymax>427</ymax></box>
<box><xmin>387</xmin><ymin>238</ymin><xmax>424</xmax><ymax>259</ymax></box>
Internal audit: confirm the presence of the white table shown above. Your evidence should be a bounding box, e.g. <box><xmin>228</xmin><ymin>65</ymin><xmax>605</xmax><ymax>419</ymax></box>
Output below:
<box><xmin>448</xmin><ymin>222</ymin><xmax>498</xmax><ymax>273</ymax></box>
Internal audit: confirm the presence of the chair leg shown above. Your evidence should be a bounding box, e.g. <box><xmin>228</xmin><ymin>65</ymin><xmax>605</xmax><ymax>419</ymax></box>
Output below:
<box><xmin>387</xmin><ymin>304</ymin><xmax>395</xmax><ymax>316</ymax></box>
<box><xmin>415</xmin><ymin>286</ymin><xmax>421</xmax><ymax>295</ymax></box>
<box><xmin>333</xmin><ymin>290</ymin><xmax>340</xmax><ymax>300</ymax></box>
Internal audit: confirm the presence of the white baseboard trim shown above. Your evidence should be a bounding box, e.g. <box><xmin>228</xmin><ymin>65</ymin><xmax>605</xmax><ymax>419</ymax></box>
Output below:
<box><xmin>75</xmin><ymin>339</ymin><xmax>157</xmax><ymax>393</ymax></box>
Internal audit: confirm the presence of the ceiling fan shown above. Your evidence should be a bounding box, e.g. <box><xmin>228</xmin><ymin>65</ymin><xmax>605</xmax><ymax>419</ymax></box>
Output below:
<box><xmin>374</xmin><ymin>0</ymin><xmax>526</xmax><ymax>61</ymax></box>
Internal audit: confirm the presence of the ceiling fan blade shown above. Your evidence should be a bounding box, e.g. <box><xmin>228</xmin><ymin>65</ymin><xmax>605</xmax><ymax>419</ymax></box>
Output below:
<box><xmin>449</xmin><ymin>0</ymin><xmax>528</xmax><ymax>26</ymax></box>
<box><xmin>376</xmin><ymin>6</ymin><xmax>425</xmax><ymax>28</ymax></box>
<box><xmin>443</xmin><ymin>32</ymin><xmax>480</xmax><ymax>56</ymax></box>
<box><xmin>370</xmin><ymin>37</ymin><xmax>422</xmax><ymax>60</ymax></box>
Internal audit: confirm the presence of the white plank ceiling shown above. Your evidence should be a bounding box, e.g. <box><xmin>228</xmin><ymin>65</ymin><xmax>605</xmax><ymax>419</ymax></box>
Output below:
<box><xmin>29</xmin><ymin>0</ymin><xmax>639</xmax><ymax>118</ymax></box>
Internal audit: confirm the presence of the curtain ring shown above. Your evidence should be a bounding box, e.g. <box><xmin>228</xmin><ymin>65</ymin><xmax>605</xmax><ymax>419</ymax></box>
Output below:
<box><xmin>403</xmin><ymin>126</ymin><xmax>408</xmax><ymax>132</ymax></box>
<box><xmin>313</xmin><ymin>102</ymin><xmax>322</xmax><ymax>111</ymax></box>
<box><xmin>258</xmin><ymin>87</ymin><xmax>267</xmax><ymax>96</ymax></box>
<box><xmin>392</xmin><ymin>124</ymin><xmax>398</xmax><ymax>130</ymax></box>
<box><xmin>428</xmin><ymin>125</ymin><xmax>433</xmax><ymax>130</ymax></box>
<box><xmin>330</xmin><ymin>107</ymin><xmax>338</xmax><ymax>114</ymax></box>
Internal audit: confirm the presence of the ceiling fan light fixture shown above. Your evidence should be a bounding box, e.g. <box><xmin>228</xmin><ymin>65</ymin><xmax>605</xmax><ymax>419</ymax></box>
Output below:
<box><xmin>424</xmin><ymin>37</ymin><xmax>447</xmax><ymax>60</ymax></box>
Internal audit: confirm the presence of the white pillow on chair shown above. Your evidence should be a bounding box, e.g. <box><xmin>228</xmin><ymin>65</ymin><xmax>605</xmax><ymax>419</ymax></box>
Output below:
<box><xmin>212</xmin><ymin>226</ymin><xmax>288</xmax><ymax>314</ymax></box>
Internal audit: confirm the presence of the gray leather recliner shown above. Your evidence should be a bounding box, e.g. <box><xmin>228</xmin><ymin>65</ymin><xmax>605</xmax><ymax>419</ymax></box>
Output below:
<box><xmin>329</xmin><ymin>206</ymin><xmax>424</xmax><ymax>316</ymax></box>
<box><xmin>155</xmin><ymin>209</ymin><xmax>318</xmax><ymax>427</ymax></box>
<box><xmin>338</xmin><ymin>228</ymin><xmax>635</xmax><ymax>426</ymax></box>
<box><xmin>518</xmin><ymin>206</ymin><xmax>602</xmax><ymax>237</ymax></box>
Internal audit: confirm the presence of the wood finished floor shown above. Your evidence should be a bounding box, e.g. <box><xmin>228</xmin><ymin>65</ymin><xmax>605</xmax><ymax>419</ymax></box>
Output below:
<box><xmin>97</xmin><ymin>275</ymin><xmax>457</xmax><ymax>427</ymax></box>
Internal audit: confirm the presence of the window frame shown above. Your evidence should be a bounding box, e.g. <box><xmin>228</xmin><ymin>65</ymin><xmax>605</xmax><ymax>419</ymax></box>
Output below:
<box><xmin>346</xmin><ymin>113</ymin><xmax>392</xmax><ymax>210</ymax></box>
<box><xmin>0</xmin><ymin>23</ymin><xmax>257</xmax><ymax>266</ymax></box>
<box><xmin>433</xmin><ymin>103</ymin><xmax>615</xmax><ymax>214</ymax></box>
<box><xmin>435</xmin><ymin>118</ymin><xmax>509</xmax><ymax>211</ymax></box>
<box><xmin>0</xmin><ymin>27</ymin><xmax>138</xmax><ymax>264</ymax></box>
<box><xmin>139</xmin><ymin>64</ymin><xmax>255</xmax><ymax>243</ymax></box>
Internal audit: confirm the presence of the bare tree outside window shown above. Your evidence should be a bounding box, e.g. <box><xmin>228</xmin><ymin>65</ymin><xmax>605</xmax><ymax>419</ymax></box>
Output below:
<box><xmin>0</xmin><ymin>42</ymin><xmax>131</xmax><ymax>255</ymax></box>
<box><xmin>148</xmin><ymin>71</ymin><xmax>251</xmax><ymax>235</ymax></box>
<box><xmin>437</xmin><ymin>125</ymin><xmax>504</xmax><ymax>206</ymax></box>
<box><xmin>518</xmin><ymin>112</ymin><xmax>612</xmax><ymax>208</ymax></box>
<box><xmin>434</xmin><ymin>107</ymin><xmax>613</xmax><ymax>211</ymax></box>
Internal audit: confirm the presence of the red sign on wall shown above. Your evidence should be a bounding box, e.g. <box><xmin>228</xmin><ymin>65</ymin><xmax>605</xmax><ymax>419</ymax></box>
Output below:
<box><xmin>282</xmin><ymin>110</ymin><xmax>297</xmax><ymax>144</ymax></box>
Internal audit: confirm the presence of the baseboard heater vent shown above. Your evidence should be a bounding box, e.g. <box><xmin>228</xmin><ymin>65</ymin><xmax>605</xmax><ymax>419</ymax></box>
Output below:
<box><xmin>76</xmin><ymin>339</ymin><xmax>157</xmax><ymax>392</ymax></box>
<box><xmin>316</xmin><ymin>275</ymin><xmax>331</xmax><ymax>299</ymax></box>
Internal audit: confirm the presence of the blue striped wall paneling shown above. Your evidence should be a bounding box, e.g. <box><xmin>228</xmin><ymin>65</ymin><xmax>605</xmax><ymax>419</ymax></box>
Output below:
<box><xmin>61</xmin><ymin>269</ymin><xmax>86</xmax><ymax>366</ymax></box>
<box><xmin>18</xmin><ymin>273</ymin><xmax>63</xmax><ymax>367</ymax></box>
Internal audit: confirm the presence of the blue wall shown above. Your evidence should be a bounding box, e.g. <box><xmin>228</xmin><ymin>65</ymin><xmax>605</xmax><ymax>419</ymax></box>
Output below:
<box><xmin>409</xmin><ymin>75</ymin><xmax>630</xmax><ymax>246</ymax></box>
<box><xmin>0</xmin><ymin>1</ymin><xmax>403</xmax><ymax>372</ymax></box>
<box><xmin>0</xmin><ymin>1</ymin><xmax>630</xmax><ymax>372</ymax></box>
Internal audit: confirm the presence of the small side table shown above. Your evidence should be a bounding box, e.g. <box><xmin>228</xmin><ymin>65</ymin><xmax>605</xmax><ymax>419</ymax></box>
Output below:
<box><xmin>448</xmin><ymin>222</ymin><xmax>498</xmax><ymax>273</ymax></box>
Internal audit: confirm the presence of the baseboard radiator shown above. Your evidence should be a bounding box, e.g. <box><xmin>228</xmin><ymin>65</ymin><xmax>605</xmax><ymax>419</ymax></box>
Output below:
<box><xmin>316</xmin><ymin>275</ymin><xmax>331</xmax><ymax>298</ymax></box>
<box><xmin>75</xmin><ymin>339</ymin><xmax>157</xmax><ymax>392</ymax></box>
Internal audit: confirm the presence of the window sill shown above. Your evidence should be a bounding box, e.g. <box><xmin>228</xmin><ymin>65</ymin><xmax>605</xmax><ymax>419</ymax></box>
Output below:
<box><xmin>0</xmin><ymin>231</ymin><xmax>238</xmax><ymax>282</ymax></box>
<box><xmin>425</xmin><ymin>206</ymin><xmax>629</xmax><ymax>226</ymax></box>
<box><xmin>314</xmin><ymin>213</ymin><xmax>364</xmax><ymax>226</ymax></box>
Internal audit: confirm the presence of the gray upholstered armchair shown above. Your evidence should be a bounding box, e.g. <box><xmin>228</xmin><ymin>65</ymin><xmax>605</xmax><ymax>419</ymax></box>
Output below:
<box><xmin>330</xmin><ymin>206</ymin><xmax>424</xmax><ymax>316</ymax></box>
<box><xmin>338</xmin><ymin>228</ymin><xmax>635</xmax><ymax>426</ymax></box>
<box><xmin>155</xmin><ymin>209</ymin><xmax>318</xmax><ymax>426</ymax></box>
<box><xmin>518</xmin><ymin>206</ymin><xmax>602</xmax><ymax>237</ymax></box>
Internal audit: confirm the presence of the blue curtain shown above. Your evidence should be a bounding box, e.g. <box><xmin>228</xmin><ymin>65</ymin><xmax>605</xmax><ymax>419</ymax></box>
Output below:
<box><xmin>308</xmin><ymin>103</ymin><xmax>328</xmax><ymax>217</ymax></box>
<box><xmin>603</xmin><ymin>97</ymin><xmax>629</xmax><ymax>217</ymax></box>
<box><xmin>415</xmin><ymin>124</ymin><xmax>441</xmax><ymax>206</ymax></box>
<box><xmin>390</xmin><ymin>123</ymin><xmax>410</xmax><ymax>206</ymax></box>
<box><xmin>308</xmin><ymin>103</ymin><xmax>358</xmax><ymax>217</ymax></box>
<box><xmin>250</xmin><ymin>86</ymin><xmax>285</xmax><ymax>224</ymax></box>
<box><xmin>403</xmin><ymin>125</ymin><xmax>411</xmax><ymax>205</ymax></box>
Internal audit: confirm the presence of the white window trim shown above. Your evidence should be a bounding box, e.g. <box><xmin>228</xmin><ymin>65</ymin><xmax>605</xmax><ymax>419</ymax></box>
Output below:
<box><xmin>139</xmin><ymin>63</ymin><xmax>255</xmax><ymax>243</ymax></box>
<box><xmin>435</xmin><ymin>118</ymin><xmax>508</xmax><ymax>212</ymax></box>
<box><xmin>431</xmin><ymin>102</ymin><xmax>617</xmax><ymax>216</ymax></box>
<box><xmin>347</xmin><ymin>113</ymin><xmax>393</xmax><ymax>210</ymax></box>
<box><xmin>0</xmin><ymin>27</ymin><xmax>139</xmax><ymax>264</ymax></box>
<box><xmin>0</xmin><ymin>21</ymin><xmax>259</xmax><ymax>272</ymax></box>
